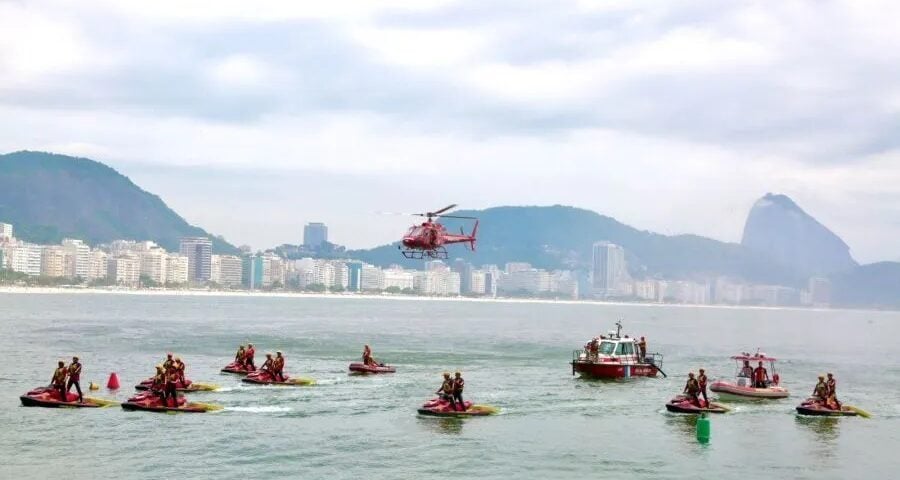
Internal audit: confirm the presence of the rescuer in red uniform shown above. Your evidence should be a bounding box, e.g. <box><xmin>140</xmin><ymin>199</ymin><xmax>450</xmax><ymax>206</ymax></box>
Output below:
<box><xmin>697</xmin><ymin>368</ymin><xmax>708</xmax><ymax>406</ymax></box>
<box><xmin>452</xmin><ymin>371</ymin><xmax>466</xmax><ymax>411</ymax></box>
<box><xmin>51</xmin><ymin>361</ymin><xmax>68</xmax><ymax>402</ymax></box>
<box><xmin>272</xmin><ymin>351</ymin><xmax>285</xmax><ymax>382</ymax></box>
<box><xmin>436</xmin><ymin>372</ymin><xmax>457</xmax><ymax>411</ymax></box>
<box><xmin>683</xmin><ymin>372</ymin><xmax>701</xmax><ymax>407</ymax></box>
<box><xmin>753</xmin><ymin>361</ymin><xmax>769</xmax><ymax>388</ymax></box>
<box><xmin>245</xmin><ymin>343</ymin><xmax>256</xmax><ymax>369</ymax></box>
<box><xmin>164</xmin><ymin>368</ymin><xmax>179</xmax><ymax>407</ymax></box>
<box><xmin>66</xmin><ymin>356</ymin><xmax>83</xmax><ymax>403</ymax></box>
<box><xmin>173</xmin><ymin>357</ymin><xmax>186</xmax><ymax>385</ymax></box>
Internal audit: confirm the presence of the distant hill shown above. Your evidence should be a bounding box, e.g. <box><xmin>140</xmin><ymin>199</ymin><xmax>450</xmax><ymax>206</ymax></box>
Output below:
<box><xmin>830</xmin><ymin>262</ymin><xmax>900</xmax><ymax>308</ymax></box>
<box><xmin>349</xmin><ymin>205</ymin><xmax>799</xmax><ymax>284</ymax></box>
<box><xmin>0</xmin><ymin>151</ymin><xmax>237</xmax><ymax>253</ymax></box>
<box><xmin>742</xmin><ymin>193</ymin><xmax>857</xmax><ymax>276</ymax></box>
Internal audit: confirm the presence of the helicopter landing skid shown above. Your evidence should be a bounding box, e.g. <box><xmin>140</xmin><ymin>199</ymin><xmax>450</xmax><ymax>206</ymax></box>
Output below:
<box><xmin>401</xmin><ymin>247</ymin><xmax>448</xmax><ymax>260</ymax></box>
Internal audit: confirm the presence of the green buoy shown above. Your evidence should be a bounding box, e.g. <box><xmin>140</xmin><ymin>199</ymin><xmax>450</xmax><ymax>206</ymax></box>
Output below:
<box><xmin>696</xmin><ymin>413</ymin><xmax>710</xmax><ymax>444</ymax></box>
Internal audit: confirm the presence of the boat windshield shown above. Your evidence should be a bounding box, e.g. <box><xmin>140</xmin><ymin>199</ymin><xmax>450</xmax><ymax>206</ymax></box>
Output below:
<box><xmin>599</xmin><ymin>341</ymin><xmax>616</xmax><ymax>355</ymax></box>
<box><xmin>615</xmin><ymin>342</ymin><xmax>635</xmax><ymax>356</ymax></box>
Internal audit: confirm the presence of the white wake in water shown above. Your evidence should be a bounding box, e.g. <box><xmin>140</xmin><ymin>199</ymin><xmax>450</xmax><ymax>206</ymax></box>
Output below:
<box><xmin>227</xmin><ymin>406</ymin><xmax>293</xmax><ymax>413</ymax></box>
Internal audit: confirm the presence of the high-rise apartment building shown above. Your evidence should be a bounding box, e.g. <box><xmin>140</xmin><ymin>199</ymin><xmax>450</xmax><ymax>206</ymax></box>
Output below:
<box><xmin>0</xmin><ymin>222</ymin><xmax>12</xmax><ymax>240</ymax></box>
<box><xmin>179</xmin><ymin>237</ymin><xmax>212</xmax><ymax>283</ymax></box>
<box><xmin>139</xmin><ymin>247</ymin><xmax>169</xmax><ymax>284</ymax></box>
<box><xmin>165</xmin><ymin>254</ymin><xmax>189</xmax><ymax>285</ymax></box>
<box><xmin>87</xmin><ymin>250</ymin><xmax>109</xmax><ymax>281</ymax></box>
<box><xmin>212</xmin><ymin>254</ymin><xmax>244</xmax><ymax>287</ymax></box>
<box><xmin>41</xmin><ymin>246</ymin><xmax>68</xmax><ymax>278</ymax></box>
<box><xmin>108</xmin><ymin>253</ymin><xmax>141</xmax><ymax>286</ymax></box>
<box><xmin>303</xmin><ymin>222</ymin><xmax>328</xmax><ymax>248</ymax></box>
<box><xmin>591</xmin><ymin>241</ymin><xmax>629</xmax><ymax>297</ymax></box>
<box><xmin>61</xmin><ymin>239</ymin><xmax>91</xmax><ymax>279</ymax></box>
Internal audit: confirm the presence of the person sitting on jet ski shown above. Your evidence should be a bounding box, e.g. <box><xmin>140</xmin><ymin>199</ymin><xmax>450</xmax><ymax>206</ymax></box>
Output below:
<box><xmin>753</xmin><ymin>361</ymin><xmax>769</xmax><ymax>388</ymax></box>
<box><xmin>245</xmin><ymin>343</ymin><xmax>256</xmax><ymax>369</ymax></box>
<box><xmin>436</xmin><ymin>372</ymin><xmax>457</xmax><ymax>411</ymax></box>
<box><xmin>812</xmin><ymin>375</ymin><xmax>828</xmax><ymax>403</ymax></box>
<box><xmin>50</xmin><ymin>360</ymin><xmax>68</xmax><ymax>402</ymax></box>
<box><xmin>261</xmin><ymin>353</ymin><xmax>274</xmax><ymax>374</ymax></box>
<box><xmin>683</xmin><ymin>372</ymin><xmax>701</xmax><ymax>407</ymax></box>
<box><xmin>151</xmin><ymin>365</ymin><xmax>166</xmax><ymax>399</ymax></box>
<box><xmin>272</xmin><ymin>351</ymin><xmax>286</xmax><ymax>382</ymax></box>
<box><xmin>452</xmin><ymin>371</ymin><xmax>466</xmax><ymax>412</ymax></box>
<box><xmin>235</xmin><ymin>345</ymin><xmax>246</xmax><ymax>365</ymax></box>
<box><xmin>173</xmin><ymin>357</ymin><xmax>186</xmax><ymax>385</ymax></box>
<box><xmin>739</xmin><ymin>360</ymin><xmax>753</xmax><ymax>378</ymax></box>
<box><xmin>362</xmin><ymin>345</ymin><xmax>377</xmax><ymax>367</ymax></box>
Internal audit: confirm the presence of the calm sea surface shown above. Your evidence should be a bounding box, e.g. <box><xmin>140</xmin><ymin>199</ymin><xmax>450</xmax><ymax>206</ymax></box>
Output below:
<box><xmin>1</xmin><ymin>292</ymin><xmax>898</xmax><ymax>479</ymax></box>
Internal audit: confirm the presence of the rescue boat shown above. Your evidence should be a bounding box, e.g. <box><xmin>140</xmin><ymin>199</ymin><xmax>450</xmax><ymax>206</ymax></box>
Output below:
<box><xmin>241</xmin><ymin>370</ymin><xmax>315</xmax><ymax>386</ymax></box>
<box><xmin>348</xmin><ymin>362</ymin><xmax>396</xmax><ymax>374</ymax></box>
<box><xmin>417</xmin><ymin>398</ymin><xmax>499</xmax><ymax>417</ymax></box>
<box><xmin>709</xmin><ymin>352</ymin><xmax>789</xmax><ymax>400</ymax></box>
<box><xmin>571</xmin><ymin>321</ymin><xmax>664</xmax><ymax>379</ymax></box>
<box><xmin>665</xmin><ymin>395</ymin><xmax>729</xmax><ymax>414</ymax></box>
<box><xmin>19</xmin><ymin>387</ymin><xmax>116</xmax><ymax>408</ymax></box>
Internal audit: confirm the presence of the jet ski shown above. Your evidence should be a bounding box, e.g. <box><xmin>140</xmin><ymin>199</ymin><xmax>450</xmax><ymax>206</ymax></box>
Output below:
<box><xmin>134</xmin><ymin>377</ymin><xmax>218</xmax><ymax>392</ymax></box>
<box><xmin>20</xmin><ymin>386</ymin><xmax>116</xmax><ymax>408</ymax></box>
<box><xmin>348</xmin><ymin>362</ymin><xmax>396</xmax><ymax>374</ymax></box>
<box><xmin>665</xmin><ymin>395</ymin><xmax>729</xmax><ymax>414</ymax></box>
<box><xmin>120</xmin><ymin>391</ymin><xmax>221</xmax><ymax>413</ymax></box>
<box><xmin>241</xmin><ymin>370</ymin><xmax>315</xmax><ymax>386</ymax></box>
<box><xmin>417</xmin><ymin>397</ymin><xmax>499</xmax><ymax>417</ymax></box>
<box><xmin>795</xmin><ymin>398</ymin><xmax>861</xmax><ymax>417</ymax></box>
<box><xmin>221</xmin><ymin>361</ymin><xmax>256</xmax><ymax>375</ymax></box>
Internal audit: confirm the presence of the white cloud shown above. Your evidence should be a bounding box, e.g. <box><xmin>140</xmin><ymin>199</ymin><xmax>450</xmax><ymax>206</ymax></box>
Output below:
<box><xmin>2</xmin><ymin>0</ymin><xmax>900</xmax><ymax>262</ymax></box>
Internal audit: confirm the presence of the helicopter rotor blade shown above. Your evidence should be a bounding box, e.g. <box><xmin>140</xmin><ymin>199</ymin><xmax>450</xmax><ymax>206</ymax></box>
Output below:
<box><xmin>428</xmin><ymin>204</ymin><xmax>458</xmax><ymax>216</ymax></box>
<box><xmin>434</xmin><ymin>214</ymin><xmax>477</xmax><ymax>220</ymax></box>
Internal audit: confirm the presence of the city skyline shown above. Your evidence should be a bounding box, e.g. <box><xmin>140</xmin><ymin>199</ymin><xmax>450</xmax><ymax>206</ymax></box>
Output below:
<box><xmin>2</xmin><ymin>2</ymin><xmax>900</xmax><ymax>262</ymax></box>
<box><xmin>0</xmin><ymin>220</ymin><xmax>831</xmax><ymax>308</ymax></box>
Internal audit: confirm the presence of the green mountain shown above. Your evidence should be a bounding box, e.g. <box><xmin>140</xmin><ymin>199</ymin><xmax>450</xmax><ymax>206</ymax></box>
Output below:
<box><xmin>742</xmin><ymin>193</ymin><xmax>857</xmax><ymax>275</ymax></box>
<box><xmin>830</xmin><ymin>262</ymin><xmax>900</xmax><ymax>309</ymax></box>
<box><xmin>0</xmin><ymin>151</ymin><xmax>237</xmax><ymax>253</ymax></box>
<box><xmin>350</xmin><ymin>205</ymin><xmax>799</xmax><ymax>285</ymax></box>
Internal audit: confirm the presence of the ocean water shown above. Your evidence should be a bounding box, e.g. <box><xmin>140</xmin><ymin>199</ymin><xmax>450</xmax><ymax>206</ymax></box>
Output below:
<box><xmin>1</xmin><ymin>292</ymin><xmax>898</xmax><ymax>479</ymax></box>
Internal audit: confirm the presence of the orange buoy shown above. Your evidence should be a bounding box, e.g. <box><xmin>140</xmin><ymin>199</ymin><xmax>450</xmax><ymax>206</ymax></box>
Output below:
<box><xmin>107</xmin><ymin>372</ymin><xmax>120</xmax><ymax>389</ymax></box>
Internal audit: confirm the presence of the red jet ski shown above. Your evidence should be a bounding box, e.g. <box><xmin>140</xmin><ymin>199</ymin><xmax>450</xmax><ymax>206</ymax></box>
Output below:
<box><xmin>121</xmin><ymin>391</ymin><xmax>219</xmax><ymax>413</ymax></box>
<box><xmin>665</xmin><ymin>395</ymin><xmax>729</xmax><ymax>414</ymax></box>
<box><xmin>348</xmin><ymin>362</ymin><xmax>396</xmax><ymax>374</ymax></box>
<box><xmin>221</xmin><ymin>361</ymin><xmax>256</xmax><ymax>375</ymax></box>
<box><xmin>134</xmin><ymin>377</ymin><xmax>217</xmax><ymax>392</ymax></box>
<box><xmin>20</xmin><ymin>386</ymin><xmax>115</xmax><ymax>408</ymax></box>
<box><xmin>795</xmin><ymin>398</ymin><xmax>859</xmax><ymax>417</ymax></box>
<box><xmin>417</xmin><ymin>398</ymin><xmax>499</xmax><ymax>417</ymax></box>
<box><xmin>241</xmin><ymin>370</ymin><xmax>315</xmax><ymax>386</ymax></box>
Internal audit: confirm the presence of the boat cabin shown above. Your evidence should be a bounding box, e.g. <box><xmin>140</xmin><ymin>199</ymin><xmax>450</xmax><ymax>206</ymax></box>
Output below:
<box><xmin>575</xmin><ymin>322</ymin><xmax>661</xmax><ymax>367</ymax></box>
<box><xmin>729</xmin><ymin>352</ymin><xmax>779</xmax><ymax>387</ymax></box>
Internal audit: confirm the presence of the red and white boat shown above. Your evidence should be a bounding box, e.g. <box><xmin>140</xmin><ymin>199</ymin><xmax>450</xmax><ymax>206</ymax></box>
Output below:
<box><xmin>571</xmin><ymin>322</ymin><xmax>664</xmax><ymax>379</ymax></box>
<box><xmin>709</xmin><ymin>352</ymin><xmax>789</xmax><ymax>400</ymax></box>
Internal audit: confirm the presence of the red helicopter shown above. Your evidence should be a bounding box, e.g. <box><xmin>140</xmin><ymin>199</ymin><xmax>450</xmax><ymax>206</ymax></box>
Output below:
<box><xmin>397</xmin><ymin>204</ymin><xmax>478</xmax><ymax>259</ymax></box>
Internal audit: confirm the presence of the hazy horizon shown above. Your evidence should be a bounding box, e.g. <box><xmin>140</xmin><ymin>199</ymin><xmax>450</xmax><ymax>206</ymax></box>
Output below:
<box><xmin>2</xmin><ymin>1</ymin><xmax>899</xmax><ymax>263</ymax></box>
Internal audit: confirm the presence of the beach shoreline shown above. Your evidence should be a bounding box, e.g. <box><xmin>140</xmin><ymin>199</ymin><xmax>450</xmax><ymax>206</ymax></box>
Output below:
<box><xmin>0</xmin><ymin>285</ymin><xmax>853</xmax><ymax>313</ymax></box>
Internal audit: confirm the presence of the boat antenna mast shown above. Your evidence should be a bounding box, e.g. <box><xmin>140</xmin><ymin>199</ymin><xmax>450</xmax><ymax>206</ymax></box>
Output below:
<box><xmin>615</xmin><ymin>320</ymin><xmax>623</xmax><ymax>339</ymax></box>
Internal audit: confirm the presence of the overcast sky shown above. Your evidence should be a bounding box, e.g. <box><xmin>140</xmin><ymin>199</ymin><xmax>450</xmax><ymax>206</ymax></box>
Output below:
<box><xmin>2</xmin><ymin>0</ymin><xmax>899</xmax><ymax>262</ymax></box>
